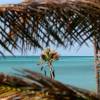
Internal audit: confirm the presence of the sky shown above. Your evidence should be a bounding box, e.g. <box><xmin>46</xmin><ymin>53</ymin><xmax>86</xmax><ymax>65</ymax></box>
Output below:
<box><xmin>0</xmin><ymin>0</ymin><xmax>21</xmax><ymax>4</ymax></box>
<box><xmin>0</xmin><ymin>0</ymin><xmax>94</xmax><ymax>56</ymax></box>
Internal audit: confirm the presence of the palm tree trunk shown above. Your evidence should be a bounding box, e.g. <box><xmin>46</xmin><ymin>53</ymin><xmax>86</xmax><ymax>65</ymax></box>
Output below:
<box><xmin>48</xmin><ymin>61</ymin><xmax>55</xmax><ymax>79</ymax></box>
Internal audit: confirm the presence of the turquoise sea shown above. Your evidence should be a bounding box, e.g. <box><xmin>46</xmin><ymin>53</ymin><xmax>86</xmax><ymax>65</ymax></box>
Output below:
<box><xmin>0</xmin><ymin>56</ymin><xmax>96</xmax><ymax>91</ymax></box>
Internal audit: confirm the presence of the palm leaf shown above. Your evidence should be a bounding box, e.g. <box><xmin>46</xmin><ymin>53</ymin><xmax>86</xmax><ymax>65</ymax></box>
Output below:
<box><xmin>0</xmin><ymin>70</ymin><xmax>99</xmax><ymax>100</ymax></box>
<box><xmin>0</xmin><ymin>0</ymin><xmax>99</xmax><ymax>54</ymax></box>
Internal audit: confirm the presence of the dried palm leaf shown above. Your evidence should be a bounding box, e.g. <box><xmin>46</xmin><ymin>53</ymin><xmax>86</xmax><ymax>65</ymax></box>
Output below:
<box><xmin>0</xmin><ymin>0</ymin><xmax>99</xmax><ymax>55</ymax></box>
<box><xmin>0</xmin><ymin>69</ymin><xmax>99</xmax><ymax>100</ymax></box>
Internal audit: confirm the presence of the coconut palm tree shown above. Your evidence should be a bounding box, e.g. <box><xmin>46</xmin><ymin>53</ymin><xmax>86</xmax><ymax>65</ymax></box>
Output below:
<box><xmin>38</xmin><ymin>48</ymin><xmax>59</xmax><ymax>79</ymax></box>
<box><xmin>0</xmin><ymin>0</ymin><xmax>100</xmax><ymax>99</ymax></box>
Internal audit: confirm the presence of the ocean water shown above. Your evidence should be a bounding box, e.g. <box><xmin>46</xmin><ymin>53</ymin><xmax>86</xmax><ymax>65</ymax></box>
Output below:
<box><xmin>0</xmin><ymin>56</ymin><xmax>96</xmax><ymax>91</ymax></box>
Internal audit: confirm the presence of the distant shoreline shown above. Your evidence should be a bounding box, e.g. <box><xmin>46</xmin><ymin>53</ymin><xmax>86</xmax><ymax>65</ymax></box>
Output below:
<box><xmin>0</xmin><ymin>56</ymin><xmax>94</xmax><ymax>57</ymax></box>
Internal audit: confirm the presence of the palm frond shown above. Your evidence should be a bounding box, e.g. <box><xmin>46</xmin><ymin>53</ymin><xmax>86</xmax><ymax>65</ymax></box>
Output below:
<box><xmin>0</xmin><ymin>0</ymin><xmax>99</xmax><ymax>54</ymax></box>
<box><xmin>0</xmin><ymin>70</ymin><xmax>99</xmax><ymax>100</ymax></box>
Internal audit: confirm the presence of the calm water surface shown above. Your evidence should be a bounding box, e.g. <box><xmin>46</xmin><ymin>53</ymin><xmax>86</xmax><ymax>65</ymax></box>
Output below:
<box><xmin>0</xmin><ymin>56</ymin><xmax>96</xmax><ymax>91</ymax></box>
